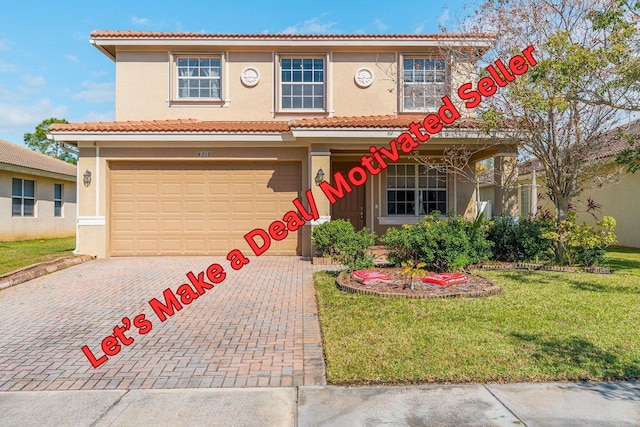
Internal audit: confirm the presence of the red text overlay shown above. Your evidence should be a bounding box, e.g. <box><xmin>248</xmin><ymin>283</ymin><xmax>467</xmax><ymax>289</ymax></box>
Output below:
<box><xmin>82</xmin><ymin>45</ymin><xmax>537</xmax><ymax>368</ymax></box>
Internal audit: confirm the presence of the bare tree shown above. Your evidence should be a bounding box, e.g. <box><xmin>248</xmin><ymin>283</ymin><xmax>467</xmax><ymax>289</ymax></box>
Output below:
<box><xmin>458</xmin><ymin>0</ymin><xmax>638</xmax><ymax>222</ymax></box>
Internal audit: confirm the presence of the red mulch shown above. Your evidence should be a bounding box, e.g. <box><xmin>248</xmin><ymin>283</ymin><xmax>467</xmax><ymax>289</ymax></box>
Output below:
<box><xmin>337</xmin><ymin>268</ymin><xmax>501</xmax><ymax>299</ymax></box>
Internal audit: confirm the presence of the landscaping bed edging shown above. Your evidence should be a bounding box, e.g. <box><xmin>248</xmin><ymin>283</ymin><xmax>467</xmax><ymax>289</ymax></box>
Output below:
<box><xmin>336</xmin><ymin>270</ymin><xmax>502</xmax><ymax>299</ymax></box>
<box><xmin>0</xmin><ymin>255</ymin><xmax>95</xmax><ymax>291</ymax></box>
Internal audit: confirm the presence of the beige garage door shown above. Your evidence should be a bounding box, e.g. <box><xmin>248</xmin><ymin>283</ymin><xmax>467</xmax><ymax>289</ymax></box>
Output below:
<box><xmin>110</xmin><ymin>162</ymin><xmax>301</xmax><ymax>256</ymax></box>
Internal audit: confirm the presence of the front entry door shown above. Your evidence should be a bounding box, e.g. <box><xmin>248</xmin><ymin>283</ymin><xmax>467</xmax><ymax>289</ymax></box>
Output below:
<box><xmin>331</xmin><ymin>162</ymin><xmax>366</xmax><ymax>230</ymax></box>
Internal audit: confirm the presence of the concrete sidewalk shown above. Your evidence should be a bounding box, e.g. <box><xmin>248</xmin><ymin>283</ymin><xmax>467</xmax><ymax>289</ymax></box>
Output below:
<box><xmin>1</xmin><ymin>381</ymin><xmax>638</xmax><ymax>426</ymax></box>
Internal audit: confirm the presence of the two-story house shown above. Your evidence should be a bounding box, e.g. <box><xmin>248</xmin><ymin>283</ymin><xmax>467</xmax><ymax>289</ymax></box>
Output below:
<box><xmin>50</xmin><ymin>31</ymin><xmax>518</xmax><ymax>258</ymax></box>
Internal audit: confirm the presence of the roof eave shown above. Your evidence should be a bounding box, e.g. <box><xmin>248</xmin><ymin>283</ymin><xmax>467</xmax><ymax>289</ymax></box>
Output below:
<box><xmin>0</xmin><ymin>162</ymin><xmax>76</xmax><ymax>181</ymax></box>
<box><xmin>90</xmin><ymin>39</ymin><xmax>116</xmax><ymax>62</ymax></box>
<box><xmin>90</xmin><ymin>35</ymin><xmax>496</xmax><ymax>60</ymax></box>
<box><xmin>49</xmin><ymin>131</ymin><xmax>296</xmax><ymax>143</ymax></box>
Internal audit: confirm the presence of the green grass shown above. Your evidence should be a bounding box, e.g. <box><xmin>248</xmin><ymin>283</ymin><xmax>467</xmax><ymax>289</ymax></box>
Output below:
<box><xmin>0</xmin><ymin>237</ymin><xmax>76</xmax><ymax>276</ymax></box>
<box><xmin>314</xmin><ymin>246</ymin><xmax>640</xmax><ymax>385</ymax></box>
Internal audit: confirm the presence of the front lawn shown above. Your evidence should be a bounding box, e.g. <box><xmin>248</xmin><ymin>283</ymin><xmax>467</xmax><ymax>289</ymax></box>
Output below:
<box><xmin>314</xmin><ymin>246</ymin><xmax>640</xmax><ymax>384</ymax></box>
<box><xmin>0</xmin><ymin>237</ymin><xmax>76</xmax><ymax>276</ymax></box>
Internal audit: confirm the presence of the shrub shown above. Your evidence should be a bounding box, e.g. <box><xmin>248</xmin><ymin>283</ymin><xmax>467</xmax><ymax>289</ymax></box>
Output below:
<box><xmin>381</xmin><ymin>212</ymin><xmax>492</xmax><ymax>272</ymax></box>
<box><xmin>311</xmin><ymin>219</ymin><xmax>356</xmax><ymax>257</ymax></box>
<box><xmin>550</xmin><ymin>211</ymin><xmax>618</xmax><ymax>266</ymax></box>
<box><xmin>486</xmin><ymin>215</ymin><xmax>555</xmax><ymax>262</ymax></box>
<box><xmin>311</xmin><ymin>219</ymin><xmax>376</xmax><ymax>271</ymax></box>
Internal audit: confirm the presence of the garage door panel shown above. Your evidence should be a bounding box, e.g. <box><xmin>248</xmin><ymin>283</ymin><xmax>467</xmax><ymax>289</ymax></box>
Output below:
<box><xmin>232</xmin><ymin>183</ymin><xmax>254</xmax><ymax>195</ymax></box>
<box><xmin>160</xmin><ymin>201</ymin><xmax>181</xmax><ymax>214</ymax></box>
<box><xmin>185</xmin><ymin>183</ymin><xmax>205</xmax><ymax>194</ymax></box>
<box><xmin>113</xmin><ymin>183</ymin><xmax>134</xmax><ymax>194</ymax></box>
<box><xmin>138</xmin><ymin>219</ymin><xmax>159</xmax><ymax>231</ymax></box>
<box><xmin>159</xmin><ymin>219</ymin><xmax>181</xmax><ymax>232</ymax></box>
<box><xmin>137</xmin><ymin>201</ymin><xmax>158</xmax><ymax>214</ymax></box>
<box><xmin>185</xmin><ymin>200</ymin><xmax>206</xmax><ymax>213</ymax></box>
<box><xmin>185</xmin><ymin>219</ymin><xmax>205</xmax><ymax>231</ymax></box>
<box><xmin>160</xmin><ymin>182</ymin><xmax>181</xmax><ymax>194</ymax></box>
<box><xmin>110</xmin><ymin>161</ymin><xmax>301</xmax><ymax>256</ymax></box>
<box><xmin>112</xmin><ymin>218</ymin><xmax>134</xmax><ymax>232</ymax></box>
<box><xmin>209</xmin><ymin>201</ymin><xmax>229</xmax><ymax>213</ymax></box>
<box><xmin>160</xmin><ymin>239</ymin><xmax>182</xmax><ymax>252</ymax></box>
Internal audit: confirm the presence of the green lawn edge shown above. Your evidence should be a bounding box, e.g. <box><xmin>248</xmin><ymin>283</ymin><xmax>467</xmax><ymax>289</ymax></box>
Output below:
<box><xmin>314</xmin><ymin>246</ymin><xmax>640</xmax><ymax>385</ymax></box>
<box><xmin>0</xmin><ymin>237</ymin><xmax>76</xmax><ymax>276</ymax></box>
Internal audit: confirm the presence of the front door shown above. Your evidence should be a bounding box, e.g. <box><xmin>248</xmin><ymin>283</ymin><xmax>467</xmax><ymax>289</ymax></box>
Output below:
<box><xmin>331</xmin><ymin>162</ymin><xmax>366</xmax><ymax>230</ymax></box>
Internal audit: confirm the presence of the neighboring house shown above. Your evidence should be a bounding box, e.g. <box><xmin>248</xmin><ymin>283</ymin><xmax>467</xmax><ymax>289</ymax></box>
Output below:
<box><xmin>481</xmin><ymin>120</ymin><xmax>640</xmax><ymax>248</ymax></box>
<box><xmin>0</xmin><ymin>139</ymin><xmax>76</xmax><ymax>241</ymax></box>
<box><xmin>50</xmin><ymin>31</ymin><xmax>520</xmax><ymax>258</ymax></box>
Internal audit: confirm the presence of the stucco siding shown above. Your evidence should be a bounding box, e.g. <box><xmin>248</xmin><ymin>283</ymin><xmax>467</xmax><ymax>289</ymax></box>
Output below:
<box><xmin>577</xmin><ymin>169</ymin><xmax>640</xmax><ymax>248</ymax></box>
<box><xmin>0</xmin><ymin>170</ymin><xmax>76</xmax><ymax>241</ymax></box>
<box><xmin>114</xmin><ymin>46</ymin><xmax>481</xmax><ymax>121</ymax></box>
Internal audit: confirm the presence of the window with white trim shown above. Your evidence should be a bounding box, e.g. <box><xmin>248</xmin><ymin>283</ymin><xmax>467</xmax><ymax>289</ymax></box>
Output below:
<box><xmin>54</xmin><ymin>183</ymin><xmax>63</xmax><ymax>217</ymax></box>
<box><xmin>386</xmin><ymin>164</ymin><xmax>447</xmax><ymax>215</ymax></box>
<box><xmin>12</xmin><ymin>178</ymin><xmax>35</xmax><ymax>217</ymax></box>
<box><xmin>280</xmin><ymin>57</ymin><xmax>325</xmax><ymax>110</ymax></box>
<box><xmin>176</xmin><ymin>57</ymin><xmax>222</xmax><ymax>100</ymax></box>
<box><xmin>401</xmin><ymin>57</ymin><xmax>447</xmax><ymax>111</ymax></box>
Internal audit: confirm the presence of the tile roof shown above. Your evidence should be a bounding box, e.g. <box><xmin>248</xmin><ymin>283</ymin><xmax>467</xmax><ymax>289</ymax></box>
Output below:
<box><xmin>90</xmin><ymin>31</ymin><xmax>497</xmax><ymax>41</ymax></box>
<box><xmin>591</xmin><ymin>119</ymin><xmax>640</xmax><ymax>160</ymax></box>
<box><xmin>49</xmin><ymin>119</ymin><xmax>290</xmax><ymax>133</ymax></box>
<box><xmin>290</xmin><ymin>115</ymin><xmax>483</xmax><ymax>129</ymax></box>
<box><xmin>518</xmin><ymin>158</ymin><xmax>545</xmax><ymax>175</ymax></box>
<box><xmin>49</xmin><ymin>116</ymin><xmax>486</xmax><ymax>134</ymax></box>
<box><xmin>517</xmin><ymin>120</ymin><xmax>640</xmax><ymax>175</ymax></box>
<box><xmin>0</xmin><ymin>139</ymin><xmax>76</xmax><ymax>177</ymax></box>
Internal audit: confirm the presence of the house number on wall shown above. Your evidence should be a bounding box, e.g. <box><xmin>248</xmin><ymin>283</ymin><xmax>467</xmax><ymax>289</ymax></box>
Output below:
<box><xmin>197</xmin><ymin>151</ymin><xmax>212</xmax><ymax>157</ymax></box>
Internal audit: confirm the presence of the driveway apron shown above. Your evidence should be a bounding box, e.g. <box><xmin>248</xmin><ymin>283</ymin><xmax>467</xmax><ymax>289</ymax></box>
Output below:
<box><xmin>0</xmin><ymin>257</ymin><xmax>325</xmax><ymax>391</ymax></box>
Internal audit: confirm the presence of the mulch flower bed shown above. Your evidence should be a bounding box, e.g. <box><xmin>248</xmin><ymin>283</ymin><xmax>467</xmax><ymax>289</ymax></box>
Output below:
<box><xmin>336</xmin><ymin>268</ymin><xmax>501</xmax><ymax>299</ymax></box>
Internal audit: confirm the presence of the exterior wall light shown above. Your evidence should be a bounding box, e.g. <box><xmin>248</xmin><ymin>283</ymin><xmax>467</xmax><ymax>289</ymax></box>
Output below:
<box><xmin>314</xmin><ymin>168</ymin><xmax>325</xmax><ymax>186</ymax></box>
<box><xmin>83</xmin><ymin>170</ymin><xmax>92</xmax><ymax>187</ymax></box>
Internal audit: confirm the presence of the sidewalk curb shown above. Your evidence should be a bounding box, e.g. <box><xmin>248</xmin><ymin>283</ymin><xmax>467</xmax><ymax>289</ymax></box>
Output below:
<box><xmin>0</xmin><ymin>255</ymin><xmax>94</xmax><ymax>291</ymax></box>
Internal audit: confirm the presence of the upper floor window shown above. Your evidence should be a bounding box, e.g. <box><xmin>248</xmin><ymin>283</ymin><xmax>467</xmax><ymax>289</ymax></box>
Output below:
<box><xmin>12</xmin><ymin>178</ymin><xmax>35</xmax><ymax>217</ymax></box>
<box><xmin>54</xmin><ymin>183</ymin><xmax>63</xmax><ymax>217</ymax></box>
<box><xmin>177</xmin><ymin>57</ymin><xmax>221</xmax><ymax>100</ymax></box>
<box><xmin>401</xmin><ymin>57</ymin><xmax>447</xmax><ymax>112</ymax></box>
<box><xmin>387</xmin><ymin>164</ymin><xmax>447</xmax><ymax>216</ymax></box>
<box><xmin>280</xmin><ymin>57</ymin><xmax>325</xmax><ymax>110</ymax></box>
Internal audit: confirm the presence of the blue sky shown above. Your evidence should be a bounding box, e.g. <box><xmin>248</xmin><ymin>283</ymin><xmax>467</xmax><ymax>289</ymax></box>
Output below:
<box><xmin>0</xmin><ymin>0</ymin><xmax>475</xmax><ymax>147</ymax></box>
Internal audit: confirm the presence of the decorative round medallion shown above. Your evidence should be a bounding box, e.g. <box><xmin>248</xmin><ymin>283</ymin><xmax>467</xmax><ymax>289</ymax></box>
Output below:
<box><xmin>240</xmin><ymin>67</ymin><xmax>260</xmax><ymax>87</ymax></box>
<box><xmin>354</xmin><ymin>67</ymin><xmax>374</xmax><ymax>88</ymax></box>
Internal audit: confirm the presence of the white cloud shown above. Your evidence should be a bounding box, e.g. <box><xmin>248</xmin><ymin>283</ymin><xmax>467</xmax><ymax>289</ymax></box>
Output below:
<box><xmin>21</xmin><ymin>75</ymin><xmax>46</xmax><ymax>87</ymax></box>
<box><xmin>131</xmin><ymin>16</ymin><xmax>151</xmax><ymax>26</ymax></box>
<box><xmin>65</xmin><ymin>54</ymin><xmax>79</xmax><ymax>63</ymax></box>
<box><xmin>0</xmin><ymin>38</ymin><xmax>11</xmax><ymax>50</ymax></box>
<box><xmin>0</xmin><ymin>98</ymin><xmax>69</xmax><ymax>135</ymax></box>
<box><xmin>91</xmin><ymin>70</ymin><xmax>109</xmax><ymax>77</ymax></box>
<box><xmin>438</xmin><ymin>8</ymin><xmax>451</xmax><ymax>29</ymax></box>
<box><xmin>82</xmin><ymin>110</ymin><xmax>115</xmax><ymax>123</ymax></box>
<box><xmin>282</xmin><ymin>16</ymin><xmax>339</xmax><ymax>34</ymax></box>
<box><xmin>413</xmin><ymin>24</ymin><xmax>425</xmax><ymax>34</ymax></box>
<box><xmin>72</xmin><ymin>81</ymin><xmax>115</xmax><ymax>104</ymax></box>
<box><xmin>0</xmin><ymin>59</ymin><xmax>18</xmax><ymax>72</ymax></box>
<box><xmin>371</xmin><ymin>19</ymin><xmax>388</xmax><ymax>32</ymax></box>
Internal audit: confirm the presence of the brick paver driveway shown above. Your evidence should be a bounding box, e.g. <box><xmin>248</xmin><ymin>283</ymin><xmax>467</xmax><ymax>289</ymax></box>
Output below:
<box><xmin>0</xmin><ymin>257</ymin><xmax>325</xmax><ymax>391</ymax></box>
